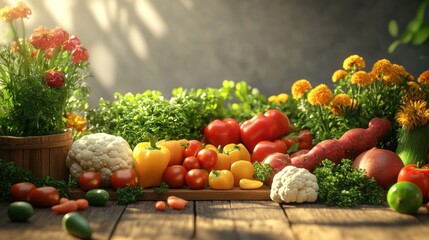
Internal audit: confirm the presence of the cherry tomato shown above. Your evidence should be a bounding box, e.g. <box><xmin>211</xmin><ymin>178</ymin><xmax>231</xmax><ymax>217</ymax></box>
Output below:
<box><xmin>79</xmin><ymin>172</ymin><xmax>102</xmax><ymax>191</ymax></box>
<box><xmin>185</xmin><ymin>169</ymin><xmax>207</xmax><ymax>190</ymax></box>
<box><xmin>184</xmin><ymin>140</ymin><xmax>203</xmax><ymax>157</ymax></box>
<box><xmin>111</xmin><ymin>169</ymin><xmax>138</xmax><ymax>190</ymax></box>
<box><xmin>164</xmin><ymin>165</ymin><xmax>187</xmax><ymax>188</ymax></box>
<box><xmin>10</xmin><ymin>182</ymin><xmax>37</xmax><ymax>202</ymax></box>
<box><xmin>28</xmin><ymin>186</ymin><xmax>61</xmax><ymax>208</ymax></box>
<box><xmin>182</xmin><ymin>156</ymin><xmax>201</xmax><ymax>170</ymax></box>
<box><xmin>197</xmin><ymin>148</ymin><xmax>218</xmax><ymax>170</ymax></box>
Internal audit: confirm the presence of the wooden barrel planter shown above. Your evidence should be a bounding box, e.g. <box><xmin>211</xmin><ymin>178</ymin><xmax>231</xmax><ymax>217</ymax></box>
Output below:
<box><xmin>0</xmin><ymin>130</ymin><xmax>73</xmax><ymax>180</ymax></box>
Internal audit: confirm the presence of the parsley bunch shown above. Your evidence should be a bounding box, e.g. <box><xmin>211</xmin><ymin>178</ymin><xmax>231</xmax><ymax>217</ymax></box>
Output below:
<box><xmin>313</xmin><ymin>159</ymin><xmax>385</xmax><ymax>207</ymax></box>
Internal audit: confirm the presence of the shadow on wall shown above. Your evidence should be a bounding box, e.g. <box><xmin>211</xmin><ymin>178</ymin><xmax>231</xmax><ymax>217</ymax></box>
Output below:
<box><xmin>1</xmin><ymin>0</ymin><xmax>428</xmax><ymax>106</ymax></box>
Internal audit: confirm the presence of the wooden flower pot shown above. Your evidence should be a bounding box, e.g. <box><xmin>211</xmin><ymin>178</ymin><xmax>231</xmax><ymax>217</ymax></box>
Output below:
<box><xmin>0</xmin><ymin>130</ymin><xmax>73</xmax><ymax>180</ymax></box>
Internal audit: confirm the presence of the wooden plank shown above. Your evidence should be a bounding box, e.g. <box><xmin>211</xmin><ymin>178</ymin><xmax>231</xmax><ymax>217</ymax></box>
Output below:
<box><xmin>70</xmin><ymin>187</ymin><xmax>271</xmax><ymax>201</ymax></box>
<box><xmin>111</xmin><ymin>201</ymin><xmax>194</xmax><ymax>240</ymax></box>
<box><xmin>0</xmin><ymin>201</ymin><xmax>125</xmax><ymax>240</ymax></box>
<box><xmin>195</xmin><ymin>201</ymin><xmax>295</xmax><ymax>240</ymax></box>
<box><xmin>283</xmin><ymin>203</ymin><xmax>429</xmax><ymax>240</ymax></box>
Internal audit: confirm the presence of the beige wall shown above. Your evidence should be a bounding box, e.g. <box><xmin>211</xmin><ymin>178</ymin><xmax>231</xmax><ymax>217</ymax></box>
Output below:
<box><xmin>1</xmin><ymin>0</ymin><xmax>428</xmax><ymax>106</ymax></box>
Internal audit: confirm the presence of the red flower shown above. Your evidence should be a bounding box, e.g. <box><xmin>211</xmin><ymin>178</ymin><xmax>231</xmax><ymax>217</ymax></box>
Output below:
<box><xmin>30</xmin><ymin>26</ymin><xmax>54</xmax><ymax>50</ymax></box>
<box><xmin>44</xmin><ymin>70</ymin><xmax>65</xmax><ymax>88</ymax></box>
<box><xmin>72</xmin><ymin>46</ymin><xmax>89</xmax><ymax>64</ymax></box>
<box><xmin>52</xmin><ymin>27</ymin><xmax>70</xmax><ymax>48</ymax></box>
<box><xmin>63</xmin><ymin>35</ymin><xmax>81</xmax><ymax>51</ymax></box>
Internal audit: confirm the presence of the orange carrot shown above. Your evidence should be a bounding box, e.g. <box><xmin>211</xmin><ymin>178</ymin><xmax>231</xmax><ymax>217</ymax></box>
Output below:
<box><xmin>155</xmin><ymin>201</ymin><xmax>166</xmax><ymax>211</ymax></box>
<box><xmin>59</xmin><ymin>197</ymin><xmax>70</xmax><ymax>204</ymax></box>
<box><xmin>76</xmin><ymin>199</ymin><xmax>89</xmax><ymax>210</ymax></box>
<box><xmin>51</xmin><ymin>200</ymin><xmax>78</xmax><ymax>214</ymax></box>
<box><xmin>167</xmin><ymin>196</ymin><xmax>188</xmax><ymax>210</ymax></box>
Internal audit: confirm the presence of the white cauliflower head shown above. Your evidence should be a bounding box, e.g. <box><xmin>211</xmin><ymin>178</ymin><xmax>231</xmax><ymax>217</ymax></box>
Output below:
<box><xmin>270</xmin><ymin>165</ymin><xmax>319</xmax><ymax>203</ymax></box>
<box><xmin>66</xmin><ymin>133</ymin><xmax>134</xmax><ymax>187</ymax></box>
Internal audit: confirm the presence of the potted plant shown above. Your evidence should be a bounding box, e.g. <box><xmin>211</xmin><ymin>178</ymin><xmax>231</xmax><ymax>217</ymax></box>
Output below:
<box><xmin>0</xmin><ymin>2</ymin><xmax>91</xmax><ymax>180</ymax></box>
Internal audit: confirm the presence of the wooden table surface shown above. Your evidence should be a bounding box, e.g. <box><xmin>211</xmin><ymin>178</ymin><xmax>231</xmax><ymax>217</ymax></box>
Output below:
<box><xmin>1</xmin><ymin>199</ymin><xmax>429</xmax><ymax>240</ymax></box>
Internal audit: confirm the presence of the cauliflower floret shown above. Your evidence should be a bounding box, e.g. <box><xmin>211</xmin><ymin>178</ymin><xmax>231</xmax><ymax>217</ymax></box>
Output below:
<box><xmin>270</xmin><ymin>165</ymin><xmax>319</xmax><ymax>203</ymax></box>
<box><xmin>66</xmin><ymin>133</ymin><xmax>134</xmax><ymax>187</ymax></box>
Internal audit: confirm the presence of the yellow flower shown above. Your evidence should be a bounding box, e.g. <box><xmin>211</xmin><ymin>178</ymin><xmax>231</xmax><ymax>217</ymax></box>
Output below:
<box><xmin>277</xmin><ymin>93</ymin><xmax>288</xmax><ymax>103</ymax></box>
<box><xmin>66</xmin><ymin>112</ymin><xmax>87</xmax><ymax>133</ymax></box>
<box><xmin>343</xmin><ymin>54</ymin><xmax>365</xmax><ymax>70</ymax></box>
<box><xmin>395</xmin><ymin>100</ymin><xmax>429</xmax><ymax>131</ymax></box>
<box><xmin>417</xmin><ymin>70</ymin><xmax>429</xmax><ymax>86</ymax></box>
<box><xmin>307</xmin><ymin>84</ymin><xmax>333</xmax><ymax>106</ymax></box>
<box><xmin>350</xmin><ymin>71</ymin><xmax>373</xmax><ymax>87</ymax></box>
<box><xmin>330</xmin><ymin>93</ymin><xmax>353</xmax><ymax>115</ymax></box>
<box><xmin>332</xmin><ymin>69</ymin><xmax>348</xmax><ymax>82</ymax></box>
<box><xmin>402</xmin><ymin>81</ymin><xmax>427</xmax><ymax>103</ymax></box>
<box><xmin>291</xmin><ymin>79</ymin><xmax>312</xmax><ymax>100</ymax></box>
<box><xmin>392</xmin><ymin>64</ymin><xmax>413</xmax><ymax>81</ymax></box>
<box><xmin>268</xmin><ymin>95</ymin><xmax>278</xmax><ymax>104</ymax></box>
<box><xmin>371</xmin><ymin>59</ymin><xmax>392</xmax><ymax>78</ymax></box>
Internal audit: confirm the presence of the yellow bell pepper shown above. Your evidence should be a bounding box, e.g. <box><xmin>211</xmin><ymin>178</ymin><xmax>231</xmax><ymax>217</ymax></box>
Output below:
<box><xmin>208</xmin><ymin>170</ymin><xmax>234</xmax><ymax>190</ymax></box>
<box><xmin>133</xmin><ymin>137</ymin><xmax>170</xmax><ymax>188</ymax></box>
<box><xmin>223</xmin><ymin>143</ymin><xmax>251</xmax><ymax>163</ymax></box>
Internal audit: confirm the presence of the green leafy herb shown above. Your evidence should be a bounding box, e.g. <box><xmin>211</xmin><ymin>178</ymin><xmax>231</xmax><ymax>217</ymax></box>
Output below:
<box><xmin>116</xmin><ymin>185</ymin><xmax>144</xmax><ymax>205</ymax></box>
<box><xmin>313</xmin><ymin>159</ymin><xmax>385</xmax><ymax>207</ymax></box>
<box><xmin>252</xmin><ymin>162</ymin><xmax>272</xmax><ymax>182</ymax></box>
<box><xmin>153</xmin><ymin>182</ymin><xmax>169</xmax><ymax>195</ymax></box>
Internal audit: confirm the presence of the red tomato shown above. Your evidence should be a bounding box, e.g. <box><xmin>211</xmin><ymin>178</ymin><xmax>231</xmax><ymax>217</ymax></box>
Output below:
<box><xmin>182</xmin><ymin>156</ymin><xmax>201</xmax><ymax>170</ymax></box>
<box><xmin>197</xmin><ymin>148</ymin><xmax>218</xmax><ymax>170</ymax></box>
<box><xmin>78</xmin><ymin>171</ymin><xmax>102</xmax><ymax>191</ymax></box>
<box><xmin>397</xmin><ymin>163</ymin><xmax>429</xmax><ymax>201</ymax></box>
<box><xmin>28</xmin><ymin>186</ymin><xmax>60</xmax><ymax>208</ymax></box>
<box><xmin>251</xmin><ymin>140</ymin><xmax>287</xmax><ymax>162</ymax></box>
<box><xmin>164</xmin><ymin>165</ymin><xmax>187</xmax><ymax>188</ymax></box>
<box><xmin>283</xmin><ymin>137</ymin><xmax>299</xmax><ymax>150</ymax></box>
<box><xmin>203</xmin><ymin>118</ymin><xmax>241</xmax><ymax>147</ymax></box>
<box><xmin>185</xmin><ymin>169</ymin><xmax>207</xmax><ymax>190</ymax></box>
<box><xmin>10</xmin><ymin>182</ymin><xmax>37</xmax><ymax>202</ymax></box>
<box><xmin>184</xmin><ymin>140</ymin><xmax>203</xmax><ymax>157</ymax></box>
<box><xmin>111</xmin><ymin>169</ymin><xmax>138</xmax><ymax>190</ymax></box>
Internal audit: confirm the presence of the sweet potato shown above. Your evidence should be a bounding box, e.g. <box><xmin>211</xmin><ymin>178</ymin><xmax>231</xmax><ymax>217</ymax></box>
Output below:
<box><xmin>367</xmin><ymin>117</ymin><xmax>392</xmax><ymax>141</ymax></box>
<box><xmin>338</xmin><ymin>128</ymin><xmax>377</xmax><ymax>159</ymax></box>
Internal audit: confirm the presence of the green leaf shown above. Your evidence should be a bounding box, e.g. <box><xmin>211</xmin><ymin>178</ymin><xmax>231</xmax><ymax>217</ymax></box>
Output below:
<box><xmin>416</xmin><ymin>0</ymin><xmax>429</xmax><ymax>21</ymax></box>
<box><xmin>399</xmin><ymin>31</ymin><xmax>413</xmax><ymax>44</ymax></box>
<box><xmin>406</xmin><ymin>18</ymin><xmax>423</xmax><ymax>33</ymax></box>
<box><xmin>388</xmin><ymin>20</ymin><xmax>399</xmax><ymax>37</ymax></box>
<box><xmin>412</xmin><ymin>22</ymin><xmax>429</xmax><ymax>45</ymax></box>
<box><xmin>388</xmin><ymin>40</ymin><xmax>401</xmax><ymax>53</ymax></box>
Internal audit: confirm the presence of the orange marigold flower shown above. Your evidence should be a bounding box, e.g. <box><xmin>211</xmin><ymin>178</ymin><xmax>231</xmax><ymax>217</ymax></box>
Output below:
<box><xmin>291</xmin><ymin>79</ymin><xmax>312</xmax><ymax>100</ymax></box>
<box><xmin>66</xmin><ymin>113</ymin><xmax>87</xmax><ymax>133</ymax></box>
<box><xmin>402</xmin><ymin>81</ymin><xmax>426</xmax><ymax>103</ymax></box>
<box><xmin>0</xmin><ymin>2</ymin><xmax>31</xmax><ymax>23</ymax></box>
<box><xmin>307</xmin><ymin>84</ymin><xmax>333</xmax><ymax>106</ymax></box>
<box><xmin>30</xmin><ymin>26</ymin><xmax>54</xmax><ymax>50</ymax></box>
<box><xmin>343</xmin><ymin>54</ymin><xmax>365</xmax><ymax>70</ymax></box>
<box><xmin>330</xmin><ymin>93</ymin><xmax>352</xmax><ymax>115</ymax></box>
<box><xmin>395</xmin><ymin>100</ymin><xmax>429</xmax><ymax>131</ymax></box>
<box><xmin>350</xmin><ymin>71</ymin><xmax>373</xmax><ymax>87</ymax></box>
<box><xmin>372</xmin><ymin>59</ymin><xmax>392</xmax><ymax>78</ymax></box>
<box><xmin>392</xmin><ymin>64</ymin><xmax>413</xmax><ymax>81</ymax></box>
<box><xmin>332</xmin><ymin>69</ymin><xmax>348</xmax><ymax>82</ymax></box>
<box><xmin>417</xmin><ymin>70</ymin><xmax>429</xmax><ymax>86</ymax></box>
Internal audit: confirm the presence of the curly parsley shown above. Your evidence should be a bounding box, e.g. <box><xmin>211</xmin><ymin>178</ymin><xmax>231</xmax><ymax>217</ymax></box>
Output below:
<box><xmin>313</xmin><ymin>159</ymin><xmax>385</xmax><ymax>207</ymax></box>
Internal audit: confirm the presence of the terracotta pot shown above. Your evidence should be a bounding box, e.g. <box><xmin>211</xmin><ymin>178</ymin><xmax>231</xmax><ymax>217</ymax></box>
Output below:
<box><xmin>0</xmin><ymin>130</ymin><xmax>73</xmax><ymax>180</ymax></box>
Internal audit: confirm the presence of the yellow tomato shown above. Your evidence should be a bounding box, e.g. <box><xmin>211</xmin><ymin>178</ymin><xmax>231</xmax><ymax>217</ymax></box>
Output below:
<box><xmin>230</xmin><ymin>160</ymin><xmax>254</xmax><ymax>187</ymax></box>
<box><xmin>239</xmin><ymin>179</ymin><xmax>263</xmax><ymax>190</ymax></box>
<box><xmin>204</xmin><ymin>144</ymin><xmax>218</xmax><ymax>151</ymax></box>
<box><xmin>208</xmin><ymin>170</ymin><xmax>234</xmax><ymax>190</ymax></box>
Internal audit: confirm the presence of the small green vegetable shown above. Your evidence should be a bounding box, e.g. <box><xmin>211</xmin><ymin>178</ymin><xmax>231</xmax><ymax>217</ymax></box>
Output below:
<box><xmin>85</xmin><ymin>189</ymin><xmax>109</xmax><ymax>206</ymax></box>
<box><xmin>7</xmin><ymin>201</ymin><xmax>34</xmax><ymax>222</ymax></box>
<box><xmin>252</xmin><ymin>162</ymin><xmax>272</xmax><ymax>182</ymax></box>
<box><xmin>387</xmin><ymin>181</ymin><xmax>423</xmax><ymax>214</ymax></box>
<box><xmin>116</xmin><ymin>185</ymin><xmax>144</xmax><ymax>205</ymax></box>
<box><xmin>313</xmin><ymin>159</ymin><xmax>385</xmax><ymax>207</ymax></box>
<box><xmin>153</xmin><ymin>182</ymin><xmax>169</xmax><ymax>195</ymax></box>
<box><xmin>62</xmin><ymin>212</ymin><xmax>92</xmax><ymax>240</ymax></box>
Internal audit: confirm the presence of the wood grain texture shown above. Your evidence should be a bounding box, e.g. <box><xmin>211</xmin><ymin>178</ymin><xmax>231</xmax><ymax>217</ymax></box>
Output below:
<box><xmin>70</xmin><ymin>187</ymin><xmax>271</xmax><ymax>201</ymax></box>
<box><xmin>194</xmin><ymin>201</ymin><xmax>295</xmax><ymax>240</ymax></box>
<box><xmin>283</xmin><ymin>203</ymin><xmax>429</xmax><ymax>240</ymax></box>
<box><xmin>0</xmin><ymin>201</ymin><xmax>125</xmax><ymax>240</ymax></box>
<box><xmin>111</xmin><ymin>201</ymin><xmax>195</xmax><ymax>240</ymax></box>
